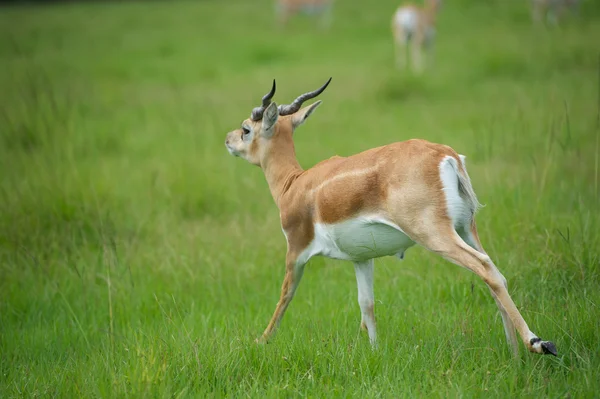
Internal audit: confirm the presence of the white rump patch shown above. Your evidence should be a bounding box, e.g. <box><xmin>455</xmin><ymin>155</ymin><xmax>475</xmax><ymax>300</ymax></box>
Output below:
<box><xmin>439</xmin><ymin>156</ymin><xmax>472</xmax><ymax>229</ymax></box>
<box><xmin>395</xmin><ymin>8</ymin><xmax>418</xmax><ymax>35</ymax></box>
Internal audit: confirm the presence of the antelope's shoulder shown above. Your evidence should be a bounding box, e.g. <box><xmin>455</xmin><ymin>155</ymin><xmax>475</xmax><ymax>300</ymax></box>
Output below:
<box><xmin>311</xmin><ymin>154</ymin><xmax>347</xmax><ymax>170</ymax></box>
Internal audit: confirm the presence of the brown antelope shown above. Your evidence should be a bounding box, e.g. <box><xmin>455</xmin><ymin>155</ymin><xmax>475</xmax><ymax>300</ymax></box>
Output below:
<box><xmin>276</xmin><ymin>0</ymin><xmax>334</xmax><ymax>29</ymax></box>
<box><xmin>531</xmin><ymin>0</ymin><xmax>580</xmax><ymax>24</ymax></box>
<box><xmin>224</xmin><ymin>78</ymin><xmax>557</xmax><ymax>357</ymax></box>
<box><xmin>392</xmin><ymin>0</ymin><xmax>442</xmax><ymax>72</ymax></box>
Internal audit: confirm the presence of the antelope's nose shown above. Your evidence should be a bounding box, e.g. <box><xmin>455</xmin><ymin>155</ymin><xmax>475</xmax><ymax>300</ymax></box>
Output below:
<box><xmin>225</xmin><ymin>131</ymin><xmax>234</xmax><ymax>145</ymax></box>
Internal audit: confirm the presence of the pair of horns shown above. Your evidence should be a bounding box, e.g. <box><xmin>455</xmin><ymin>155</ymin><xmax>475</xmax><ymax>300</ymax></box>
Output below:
<box><xmin>250</xmin><ymin>77</ymin><xmax>332</xmax><ymax>121</ymax></box>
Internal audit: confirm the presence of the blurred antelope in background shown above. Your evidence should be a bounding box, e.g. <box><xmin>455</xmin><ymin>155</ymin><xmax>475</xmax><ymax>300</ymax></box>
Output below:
<box><xmin>276</xmin><ymin>0</ymin><xmax>334</xmax><ymax>29</ymax></box>
<box><xmin>224</xmin><ymin>78</ymin><xmax>558</xmax><ymax>357</ymax></box>
<box><xmin>531</xmin><ymin>0</ymin><xmax>580</xmax><ymax>24</ymax></box>
<box><xmin>392</xmin><ymin>0</ymin><xmax>442</xmax><ymax>72</ymax></box>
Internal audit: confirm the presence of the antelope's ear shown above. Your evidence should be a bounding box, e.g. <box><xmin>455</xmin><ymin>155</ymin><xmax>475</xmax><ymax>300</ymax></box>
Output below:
<box><xmin>291</xmin><ymin>101</ymin><xmax>322</xmax><ymax>131</ymax></box>
<box><xmin>261</xmin><ymin>102</ymin><xmax>279</xmax><ymax>137</ymax></box>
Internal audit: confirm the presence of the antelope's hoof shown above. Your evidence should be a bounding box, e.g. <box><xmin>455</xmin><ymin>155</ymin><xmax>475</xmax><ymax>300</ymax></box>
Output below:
<box><xmin>541</xmin><ymin>341</ymin><xmax>557</xmax><ymax>356</ymax></box>
<box><xmin>530</xmin><ymin>337</ymin><xmax>557</xmax><ymax>356</ymax></box>
<box><xmin>255</xmin><ymin>337</ymin><xmax>267</xmax><ymax>345</ymax></box>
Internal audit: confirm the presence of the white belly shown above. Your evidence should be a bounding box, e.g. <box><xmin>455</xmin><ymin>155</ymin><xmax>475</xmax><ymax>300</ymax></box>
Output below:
<box><xmin>297</xmin><ymin>216</ymin><xmax>416</xmax><ymax>264</ymax></box>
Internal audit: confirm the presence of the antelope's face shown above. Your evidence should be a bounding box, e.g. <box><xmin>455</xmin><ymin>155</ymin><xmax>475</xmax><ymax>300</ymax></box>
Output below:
<box><xmin>225</xmin><ymin>117</ymin><xmax>267</xmax><ymax>166</ymax></box>
<box><xmin>225</xmin><ymin>78</ymin><xmax>331</xmax><ymax>167</ymax></box>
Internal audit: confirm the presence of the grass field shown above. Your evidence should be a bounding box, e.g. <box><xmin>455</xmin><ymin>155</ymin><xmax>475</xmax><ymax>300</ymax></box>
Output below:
<box><xmin>1</xmin><ymin>0</ymin><xmax>600</xmax><ymax>397</ymax></box>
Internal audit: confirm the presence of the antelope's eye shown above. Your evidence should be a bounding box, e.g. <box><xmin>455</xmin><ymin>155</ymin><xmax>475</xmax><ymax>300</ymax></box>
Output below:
<box><xmin>242</xmin><ymin>127</ymin><xmax>250</xmax><ymax>136</ymax></box>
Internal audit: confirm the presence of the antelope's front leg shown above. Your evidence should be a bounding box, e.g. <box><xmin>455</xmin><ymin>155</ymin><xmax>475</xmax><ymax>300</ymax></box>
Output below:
<box><xmin>256</xmin><ymin>252</ymin><xmax>305</xmax><ymax>343</ymax></box>
<box><xmin>354</xmin><ymin>260</ymin><xmax>377</xmax><ymax>346</ymax></box>
<box><xmin>411</xmin><ymin>31</ymin><xmax>427</xmax><ymax>73</ymax></box>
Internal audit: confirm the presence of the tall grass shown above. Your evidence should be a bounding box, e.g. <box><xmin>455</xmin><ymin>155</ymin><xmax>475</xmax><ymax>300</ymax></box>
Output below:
<box><xmin>1</xmin><ymin>0</ymin><xmax>599</xmax><ymax>397</ymax></box>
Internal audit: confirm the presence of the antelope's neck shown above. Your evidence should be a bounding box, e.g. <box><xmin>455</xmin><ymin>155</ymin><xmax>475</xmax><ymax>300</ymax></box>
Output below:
<box><xmin>261</xmin><ymin>135</ymin><xmax>303</xmax><ymax>209</ymax></box>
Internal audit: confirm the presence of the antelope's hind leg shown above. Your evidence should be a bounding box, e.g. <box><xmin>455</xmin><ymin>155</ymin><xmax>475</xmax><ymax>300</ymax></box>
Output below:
<box><xmin>393</xmin><ymin>27</ymin><xmax>409</xmax><ymax>69</ymax></box>
<box><xmin>458</xmin><ymin>222</ymin><xmax>519</xmax><ymax>355</ymax></box>
<box><xmin>409</xmin><ymin>218</ymin><xmax>556</xmax><ymax>356</ymax></box>
<box><xmin>411</xmin><ymin>34</ymin><xmax>425</xmax><ymax>73</ymax></box>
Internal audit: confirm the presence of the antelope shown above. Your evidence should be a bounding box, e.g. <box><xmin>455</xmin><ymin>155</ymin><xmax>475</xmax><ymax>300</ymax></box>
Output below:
<box><xmin>276</xmin><ymin>0</ymin><xmax>333</xmax><ymax>29</ymax></box>
<box><xmin>224</xmin><ymin>78</ymin><xmax>557</xmax><ymax>357</ymax></box>
<box><xmin>392</xmin><ymin>0</ymin><xmax>442</xmax><ymax>72</ymax></box>
<box><xmin>531</xmin><ymin>0</ymin><xmax>580</xmax><ymax>24</ymax></box>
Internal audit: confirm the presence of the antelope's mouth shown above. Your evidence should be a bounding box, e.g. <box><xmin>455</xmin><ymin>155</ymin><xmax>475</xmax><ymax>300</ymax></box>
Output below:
<box><xmin>225</xmin><ymin>142</ymin><xmax>239</xmax><ymax>157</ymax></box>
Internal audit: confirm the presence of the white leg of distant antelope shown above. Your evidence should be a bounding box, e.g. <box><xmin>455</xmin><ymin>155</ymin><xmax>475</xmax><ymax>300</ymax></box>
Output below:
<box><xmin>394</xmin><ymin>35</ymin><xmax>408</xmax><ymax>70</ymax></box>
<box><xmin>354</xmin><ymin>259</ymin><xmax>377</xmax><ymax>346</ymax></box>
<box><xmin>411</xmin><ymin>35</ymin><xmax>425</xmax><ymax>73</ymax></box>
<box><xmin>424</xmin><ymin>35</ymin><xmax>436</xmax><ymax>70</ymax></box>
<box><xmin>398</xmin><ymin>45</ymin><xmax>408</xmax><ymax>70</ymax></box>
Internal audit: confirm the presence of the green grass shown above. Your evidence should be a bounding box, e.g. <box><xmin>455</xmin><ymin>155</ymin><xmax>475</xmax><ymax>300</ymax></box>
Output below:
<box><xmin>1</xmin><ymin>0</ymin><xmax>599</xmax><ymax>397</ymax></box>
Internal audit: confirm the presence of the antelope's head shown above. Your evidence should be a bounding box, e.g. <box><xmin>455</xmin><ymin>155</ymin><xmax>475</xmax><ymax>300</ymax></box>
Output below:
<box><xmin>225</xmin><ymin>78</ymin><xmax>331</xmax><ymax>166</ymax></box>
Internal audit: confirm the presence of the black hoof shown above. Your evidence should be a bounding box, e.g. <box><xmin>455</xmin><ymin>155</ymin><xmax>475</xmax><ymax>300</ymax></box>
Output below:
<box><xmin>541</xmin><ymin>341</ymin><xmax>557</xmax><ymax>356</ymax></box>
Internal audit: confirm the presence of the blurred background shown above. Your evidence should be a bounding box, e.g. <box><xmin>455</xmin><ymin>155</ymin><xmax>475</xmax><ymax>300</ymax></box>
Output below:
<box><xmin>1</xmin><ymin>0</ymin><xmax>599</xmax><ymax>397</ymax></box>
